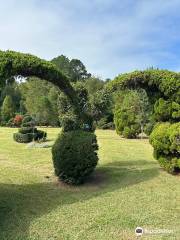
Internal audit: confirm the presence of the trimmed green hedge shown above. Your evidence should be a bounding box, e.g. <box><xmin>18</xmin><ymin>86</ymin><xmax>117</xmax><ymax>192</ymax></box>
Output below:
<box><xmin>150</xmin><ymin>122</ymin><xmax>180</xmax><ymax>173</ymax></box>
<box><xmin>52</xmin><ymin>130</ymin><xmax>99</xmax><ymax>185</ymax></box>
<box><xmin>14</xmin><ymin>130</ymin><xmax>47</xmax><ymax>143</ymax></box>
<box><xmin>18</xmin><ymin>127</ymin><xmax>34</xmax><ymax>134</ymax></box>
<box><xmin>107</xmin><ymin>69</ymin><xmax>179</xmax><ymax>103</ymax></box>
<box><xmin>14</xmin><ymin>116</ymin><xmax>47</xmax><ymax>143</ymax></box>
<box><xmin>13</xmin><ymin>133</ymin><xmax>34</xmax><ymax>143</ymax></box>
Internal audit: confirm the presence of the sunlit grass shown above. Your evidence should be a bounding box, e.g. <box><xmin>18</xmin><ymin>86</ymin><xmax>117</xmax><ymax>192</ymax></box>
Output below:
<box><xmin>0</xmin><ymin>127</ymin><xmax>179</xmax><ymax>240</ymax></box>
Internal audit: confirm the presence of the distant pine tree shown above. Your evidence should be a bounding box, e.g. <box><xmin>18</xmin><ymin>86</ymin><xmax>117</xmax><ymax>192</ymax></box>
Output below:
<box><xmin>1</xmin><ymin>95</ymin><xmax>15</xmax><ymax>122</ymax></box>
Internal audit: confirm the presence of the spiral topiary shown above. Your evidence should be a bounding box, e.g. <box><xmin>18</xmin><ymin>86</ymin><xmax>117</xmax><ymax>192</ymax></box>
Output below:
<box><xmin>13</xmin><ymin>115</ymin><xmax>47</xmax><ymax>143</ymax></box>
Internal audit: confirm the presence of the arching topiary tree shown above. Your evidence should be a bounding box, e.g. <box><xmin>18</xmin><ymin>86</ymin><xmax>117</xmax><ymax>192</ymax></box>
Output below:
<box><xmin>0</xmin><ymin>50</ymin><xmax>99</xmax><ymax>184</ymax></box>
<box><xmin>108</xmin><ymin>69</ymin><xmax>179</xmax><ymax>104</ymax></box>
<box><xmin>107</xmin><ymin>69</ymin><xmax>180</xmax><ymax>174</ymax></box>
<box><xmin>0</xmin><ymin>50</ymin><xmax>79</xmax><ymax>111</ymax></box>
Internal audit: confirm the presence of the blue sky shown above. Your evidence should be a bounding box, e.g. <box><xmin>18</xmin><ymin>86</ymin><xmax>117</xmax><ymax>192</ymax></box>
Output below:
<box><xmin>1</xmin><ymin>0</ymin><xmax>180</xmax><ymax>79</ymax></box>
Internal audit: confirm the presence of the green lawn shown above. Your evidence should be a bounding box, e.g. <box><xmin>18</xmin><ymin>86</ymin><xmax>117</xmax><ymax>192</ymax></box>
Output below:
<box><xmin>0</xmin><ymin>128</ymin><xmax>179</xmax><ymax>240</ymax></box>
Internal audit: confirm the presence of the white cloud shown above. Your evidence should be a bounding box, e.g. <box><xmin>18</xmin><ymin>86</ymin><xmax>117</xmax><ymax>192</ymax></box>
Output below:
<box><xmin>0</xmin><ymin>0</ymin><xmax>180</xmax><ymax>78</ymax></box>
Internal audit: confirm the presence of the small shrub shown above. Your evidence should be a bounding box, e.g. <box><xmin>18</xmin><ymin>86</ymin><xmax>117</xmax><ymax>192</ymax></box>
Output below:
<box><xmin>154</xmin><ymin>98</ymin><xmax>172</xmax><ymax>122</ymax></box>
<box><xmin>13</xmin><ymin>132</ymin><xmax>34</xmax><ymax>143</ymax></box>
<box><xmin>13</xmin><ymin>130</ymin><xmax>47</xmax><ymax>143</ymax></box>
<box><xmin>97</xmin><ymin>117</ymin><xmax>115</xmax><ymax>130</ymax></box>
<box><xmin>52</xmin><ymin>130</ymin><xmax>99</xmax><ymax>185</ymax></box>
<box><xmin>149</xmin><ymin>122</ymin><xmax>180</xmax><ymax>174</ymax></box>
<box><xmin>122</xmin><ymin>126</ymin><xmax>137</xmax><ymax>138</ymax></box>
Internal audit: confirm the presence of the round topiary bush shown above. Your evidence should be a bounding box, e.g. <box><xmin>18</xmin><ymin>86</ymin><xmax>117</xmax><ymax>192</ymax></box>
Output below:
<box><xmin>149</xmin><ymin>122</ymin><xmax>180</xmax><ymax>174</ymax></box>
<box><xmin>52</xmin><ymin>130</ymin><xmax>99</xmax><ymax>184</ymax></box>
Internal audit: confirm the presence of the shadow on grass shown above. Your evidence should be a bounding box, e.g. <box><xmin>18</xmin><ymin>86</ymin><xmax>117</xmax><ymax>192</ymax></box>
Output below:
<box><xmin>0</xmin><ymin>161</ymin><xmax>159</xmax><ymax>240</ymax></box>
<box><xmin>103</xmin><ymin>159</ymin><xmax>158</xmax><ymax>167</ymax></box>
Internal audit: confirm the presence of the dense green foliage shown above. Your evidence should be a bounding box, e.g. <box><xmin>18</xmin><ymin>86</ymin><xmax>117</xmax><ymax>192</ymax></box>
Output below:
<box><xmin>0</xmin><ymin>81</ymin><xmax>21</xmax><ymax>111</ymax></box>
<box><xmin>50</xmin><ymin>57</ymin><xmax>111</xmax><ymax>130</ymax></box>
<box><xmin>89</xmin><ymin>89</ymin><xmax>113</xmax><ymax>125</ymax></box>
<box><xmin>85</xmin><ymin>77</ymin><xmax>105</xmax><ymax>94</ymax></box>
<box><xmin>51</xmin><ymin>55</ymin><xmax>91</xmax><ymax>82</ymax></box>
<box><xmin>107</xmin><ymin>69</ymin><xmax>180</xmax><ymax>102</ymax></box>
<box><xmin>14</xmin><ymin>129</ymin><xmax>47</xmax><ymax>143</ymax></box>
<box><xmin>58</xmin><ymin>83</ymin><xmax>87</xmax><ymax>131</ymax></box>
<box><xmin>60</xmin><ymin>113</ymin><xmax>81</xmax><ymax>132</ymax></box>
<box><xmin>0</xmin><ymin>50</ymin><xmax>80</xmax><ymax>115</ymax></box>
<box><xmin>97</xmin><ymin>117</ymin><xmax>115</xmax><ymax>130</ymax></box>
<box><xmin>108</xmin><ymin>69</ymin><xmax>180</xmax><ymax>172</ymax></box>
<box><xmin>13</xmin><ymin>132</ymin><xmax>35</xmax><ymax>143</ymax></box>
<box><xmin>154</xmin><ymin>98</ymin><xmax>180</xmax><ymax>122</ymax></box>
<box><xmin>108</xmin><ymin>69</ymin><xmax>180</xmax><ymax>125</ymax></box>
<box><xmin>20</xmin><ymin>78</ymin><xmax>59</xmax><ymax>126</ymax></box>
<box><xmin>0</xmin><ymin>95</ymin><xmax>15</xmax><ymax>123</ymax></box>
<box><xmin>0</xmin><ymin>51</ymin><xmax>110</xmax><ymax>129</ymax></box>
<box><xmin>58</xmin><ymin>82</ymin><xmax>96</xmax><ymax>132</ymax></box>
<box><xmin>150</xmin><ymin>122</ymin><xmax>180</xmax><ymax>173</ymax></box>
<box><xmin>114</xmin><ymin>90</ymin><xmax>150</xmax><ymax>138</ymax></box>
<box><xmin>52</xmin><ymin>130</ymin><xmax>98</xmax><ymax>184</ymax></box>
<box><xmin>108</xmin><ymin>69</ymin><xmax>180</xmax><ymax>124</ymax></box>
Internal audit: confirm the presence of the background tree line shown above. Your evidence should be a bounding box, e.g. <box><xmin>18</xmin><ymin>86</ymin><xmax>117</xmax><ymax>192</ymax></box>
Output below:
<box><xmin>1</xmin><ymin>55</ymin><xmax>179</xmax><ymax>142</ymax></box>
<box><xmin>0</xmin><ymin>55</ymin><xmax>112</xmax><ymax>128</ymax></box>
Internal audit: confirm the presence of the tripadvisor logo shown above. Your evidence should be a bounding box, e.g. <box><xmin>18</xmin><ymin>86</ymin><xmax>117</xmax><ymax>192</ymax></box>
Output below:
<box><xmin>135</xmin><ymin>227</ymin><xmax>143</xmax><ymax>236</ymax></box>
<box><xmin>135</xmin><ymin>227</ymin><xmax>173</xmax><ymax>237</ymax></box>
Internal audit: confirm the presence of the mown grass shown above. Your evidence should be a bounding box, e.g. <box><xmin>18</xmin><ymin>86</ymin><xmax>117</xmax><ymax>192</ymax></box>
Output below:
<box><xmin>0</xmin><ymin>127</ymin><xmax>179</xmax><ymax>240</ymax></box>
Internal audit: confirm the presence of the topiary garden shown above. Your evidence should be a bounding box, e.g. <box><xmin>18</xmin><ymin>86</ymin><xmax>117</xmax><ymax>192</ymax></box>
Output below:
<box><xmin>0</xmin><ymin>50</ymin><xmax>99</xmax><ymax>184</ymax></box>
<box><xmin>0</xmin><ymin>50</ymin><xmax>179</xmax><ymax>179</ymax></box>
<box><xmin>108</xmin><ymin>69</ymin><xmax>180</xmax><ymax>173</ymax></box>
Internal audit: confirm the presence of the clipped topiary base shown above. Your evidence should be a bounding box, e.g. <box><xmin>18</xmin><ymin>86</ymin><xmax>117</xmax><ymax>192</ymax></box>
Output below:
<box><xmin>13</xmin><ymin>132</ymin><xmax>34</xmax><ymax>143</ymax></box>
<box><xmin>52</xmin><ymin>130</ymin><xmax>99</xmax><ymax>185</ymax></box>
<box><xmin>13</xmin><ymin>130</ymin><xmax>47</xmax><ymax>143</ymax></box>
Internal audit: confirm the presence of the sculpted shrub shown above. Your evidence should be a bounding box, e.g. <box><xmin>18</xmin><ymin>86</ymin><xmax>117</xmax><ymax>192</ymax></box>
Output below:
<box><xmin>150</xmin><ymin>122</ymin><xmax>180</xmax><ymax>173</ymax></box>
<box><xmin>52</xmin><ymin>130</ymin><xmax>98</xmax><ymax>184</ymax></box>
<box><xmin>13</xmin><ymin>115</ymin><xmax>47</xmax><ymax>143</ymax></box>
